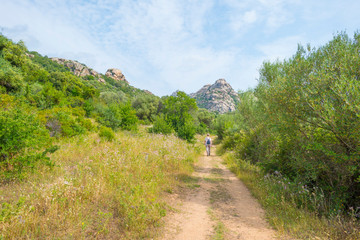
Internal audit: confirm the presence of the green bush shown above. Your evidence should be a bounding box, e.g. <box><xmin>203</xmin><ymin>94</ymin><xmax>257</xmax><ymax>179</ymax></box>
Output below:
<box><xmin>98</xmin><ymin>126</ymin><xmax>115</xmax><ymax>141</ymax></box>
<box><xmin>118</xmin><ymin>103</ymin><xmax>138</xmax><ymax>131</ymax></box>
<box><xmin>177</xmin><ymin>119</ymin><xmax>196</xmax><ymax>143</ymax></box>
<box><xmin>132</xmin><ymin>95</ymin><xmax>160</xmax><ymax>122</ymax></box>
<box><xmin>96</xmin><ymin>103</ymin><xmax>138</xmax><ymax>131</ymax></box>
<box><xmin>40</xmin><ymin>107</ymin><xmax>88</xmax><ymax>137</ymax></box>
<box><xmin>196</xmin><ymin>108</ymin><xmax>216</xmax><ymax>131</ymax></box>
<box><xmin>76</xmin><ymin>117</ymin><xmax>94</xmax><ymax>131</ymax></box>
<box><xmin>149</xmin><ymin>115</ymin><xmax>173</xmax><ymax>135</ymax></box>
<box><xmin>0</xmin><ymin>94</ymin><xmax>52</xmax><ymax>178</ymax></box>
<box><xmin>196</xmin><ymin>122</ymin><xmax>208</xmax><ymax>135</ymax></box>
<box><xmin>0</xmin><ymin>56</ymin><xmax>24</xmax><ymax>92</ymax></box>
<box><xmin>100</xmin><ymin>91</ymin><xmax>127</xmax><ymax>105</ymax></box>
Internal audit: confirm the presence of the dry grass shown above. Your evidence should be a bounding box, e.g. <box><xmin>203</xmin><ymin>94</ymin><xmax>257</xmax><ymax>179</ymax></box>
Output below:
<box><xmin>0</xmin><ymin>131</ymin><xmax>200</xmax><ymax>239</ymax></box>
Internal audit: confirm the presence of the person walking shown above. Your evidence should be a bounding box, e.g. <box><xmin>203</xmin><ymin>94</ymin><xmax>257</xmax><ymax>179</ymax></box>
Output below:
<box><xmin>205</xmin><ymin>134</ymin><xmax>212</xmax><ymax>156</ymax></box>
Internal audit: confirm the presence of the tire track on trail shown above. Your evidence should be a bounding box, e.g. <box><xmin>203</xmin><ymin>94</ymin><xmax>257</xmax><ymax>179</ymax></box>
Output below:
<box><xmin>159</xmin><ymin>149</ymin><xmax>276</xmax><ymax>240</ymax></box>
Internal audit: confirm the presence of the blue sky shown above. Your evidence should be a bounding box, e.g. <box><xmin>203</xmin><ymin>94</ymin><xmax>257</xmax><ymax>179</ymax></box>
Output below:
<box><xmin>0</xmin><ymin>0</ymin><xmax>359</xmax><ymax>96</ymax></box>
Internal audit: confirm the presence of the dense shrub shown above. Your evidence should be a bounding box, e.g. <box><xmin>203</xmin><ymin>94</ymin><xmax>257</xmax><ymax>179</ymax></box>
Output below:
<box><xmin>220</xmin><ymin>32</ymin><xmax>360</xmax><ymax>215</ymax></box>
<box><xmin>0</xmin><ymin>56</ymin><xmax>24</xmax><ymax>92</ymax></box>
<box><xmin>98</xmin><ymin>126</ymin><xmax>115</xmax><ymax>141</ymax></box>
<box><xmin>149</xmin><ymin>115</ymin><xmax>174</xmax><ymax>135</ymax></box>
<box><xmin>39</xmin><ymin>107</ymin><xmax>90</xmax><ymax>137</ymax></box>
<box><xmin>96</xmin><ymin>103</ymin><xmax>138</xmax><ymax>131</ymax></box>
<box><xmin>194</xmin><ymin>108</ymin><xmax>216</xmax><ymax>134</ymax></box>
<box><xmin>177</xmin><ymin>118</ymin><xmax>197</xmax><ymax>142</ymax></box>
<box><xmin>132</xmin><ymin>95</ymin><xmax>160</xmax><ymax>122</ymax></box>
<box><xmin>0</xmin><ymin>94</ymin><xmax>53</xmax><ymax>178</ymax></box>
<box><xmin>100</xmin><ymin>91</ymin><xmax>127</xmax><ymax>105</ymax></box>
<box><xmin>213</xmin><ymin>112</ymin><xmax>238</xmax><ymax>141</ymax></box>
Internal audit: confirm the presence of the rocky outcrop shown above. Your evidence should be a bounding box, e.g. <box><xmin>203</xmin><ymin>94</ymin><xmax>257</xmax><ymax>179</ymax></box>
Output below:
<box><xmin>51</xmin><ymin>57</ymin><xmax>100</xmax><ymax>78</ymax></box>
<box><xmin>50</xmin><ymin>58</ymin><xmax>130</xmax><ymax>84</ymax></box>
<box><xmin>105</xmin><ymin>68</ymin><xmax>129</xmax><ymax>84</ymax></box>
<box><xmin>190</xmin><ymin>79</ymin><xmax>240</xmax><ymax>114</ymax></box>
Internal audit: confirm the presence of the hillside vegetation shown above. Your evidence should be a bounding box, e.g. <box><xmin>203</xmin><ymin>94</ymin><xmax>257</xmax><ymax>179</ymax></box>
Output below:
<box><xmin>217</xmin><ymin>32</ymin><xmax>360</xmax><ymax>239</ymax></box>
<box><xmin>0</xmin><ymin>34</ymin><xmax>217</xmax><ymax>180</ymax></box>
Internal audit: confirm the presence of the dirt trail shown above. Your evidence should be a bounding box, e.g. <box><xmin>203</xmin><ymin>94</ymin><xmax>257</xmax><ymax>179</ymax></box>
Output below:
<box><xmin>159</xmin><ymin>148</ymin><xmax>276</xmax><ymax>240</ymax></box>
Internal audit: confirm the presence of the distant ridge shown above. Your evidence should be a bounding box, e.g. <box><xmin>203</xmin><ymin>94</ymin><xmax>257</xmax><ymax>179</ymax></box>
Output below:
<box><xmin>190</xmin><ymin>79</ymin><xmax>240</xmax><ymax>114</ymax></box>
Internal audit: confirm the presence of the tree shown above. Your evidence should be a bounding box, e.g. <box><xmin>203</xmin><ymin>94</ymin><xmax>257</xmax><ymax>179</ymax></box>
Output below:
<box><xmin>161</xmin><ymin>91</ymin><xmax>198</xmax><ymax>142</ymax></box>
<box><xmin>132</xmin><ymin>95</ymin><xmax>159</xmax><ymax>122</ymax></box>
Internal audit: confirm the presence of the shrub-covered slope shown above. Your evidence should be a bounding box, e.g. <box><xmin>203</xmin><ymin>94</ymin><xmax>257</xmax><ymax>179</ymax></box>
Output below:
<box><xmin>0</xmin><ymin>34</ymin><xmax>154</xmax><ymax>179</ymax></box>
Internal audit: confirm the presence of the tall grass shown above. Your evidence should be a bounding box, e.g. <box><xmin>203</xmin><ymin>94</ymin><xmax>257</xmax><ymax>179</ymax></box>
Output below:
<box><xmin>0</xmin><ymin>131</ymin><xmax>199</xmax><ymax>239</ymax></box>
<box><xmin>221</xmin><ymin>152</ymin><xmax>360</xmax><ymax>240</ymax></box>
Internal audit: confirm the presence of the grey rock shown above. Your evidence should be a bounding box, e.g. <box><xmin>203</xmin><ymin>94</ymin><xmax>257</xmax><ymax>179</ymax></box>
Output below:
<box><xmin>191</xmin><ymin>79</ymin><xmax>240</xmax><ymax>114</ymax></box>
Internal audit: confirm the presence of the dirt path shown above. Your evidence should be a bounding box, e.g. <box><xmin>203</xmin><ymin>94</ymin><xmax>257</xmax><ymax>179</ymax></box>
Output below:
<box><xmin>159</xmin><ymin>149</ymin><xmax>276</xmax><ymax>240</ymax></box>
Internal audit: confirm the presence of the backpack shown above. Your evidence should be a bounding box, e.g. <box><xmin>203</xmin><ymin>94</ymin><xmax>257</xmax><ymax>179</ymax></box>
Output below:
<box><xmin>206</xmin><ymin>138</ymin><xmax>211</xmax><ymax>145</ymax></box>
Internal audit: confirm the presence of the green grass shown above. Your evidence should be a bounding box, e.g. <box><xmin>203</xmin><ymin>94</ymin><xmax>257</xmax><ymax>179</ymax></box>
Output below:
<box><xmin>207</xmin><ymin>208</ymin><xmax>226</xmax><ymax>240</ymax></box>
<box><xmin>222</xmin><ymin>152</ymin><xmax>360</xmax><ymax>240</ymax></box>
<box><xmin>212</xmin><ymin>221</ymin><xmax>226</xmax><ymax>240</ymax></box>
<box><xmin>0</xmin><ymin>131</ymin><xmax>199</xmax><ymax>239</ymax></box>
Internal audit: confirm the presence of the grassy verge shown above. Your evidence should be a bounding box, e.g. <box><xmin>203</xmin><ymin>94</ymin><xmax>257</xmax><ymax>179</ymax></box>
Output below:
<box><xmin>221</xmin><ymin>152</ymin><xmax>360</xmax><ymax>240</ymax></box>
<box><xmin>0</xmin><ymin>131</ymin><xmax>200</xmax><ymax>239</ymax></box>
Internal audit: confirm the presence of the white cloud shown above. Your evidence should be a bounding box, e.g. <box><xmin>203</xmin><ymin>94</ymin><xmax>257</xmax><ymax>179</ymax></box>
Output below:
<box><xmin>257</xmin><ymin>35</ymin><xmax>303</xmax><ymax>61</ymax></box>
<box><xmin>225</xmin><ymin>0</ymin><xmax>298</xmax><ymax>35</ymax></box>
<box><xmin>230</xmin><ymin>10</ymin><xmax>258</xmax><ymax>32</ymax></box>
<box><xmin>244</xmin><ymin>10</ymin><xmax>258</xmax><ymax>24</ymax></box>
<box><xmin>258</xmin><ymin>0</ymin><xmax>298</xmax><ymax>31</ymax></box>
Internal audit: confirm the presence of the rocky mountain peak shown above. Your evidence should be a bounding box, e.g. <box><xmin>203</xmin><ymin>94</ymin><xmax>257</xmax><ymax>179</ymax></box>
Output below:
<box><xmin>190</xmin><ymin>79</ymin><xmax>240</xmax><ymax>114</ymax></box>
<box><xmin>211</xmin><ymin>78</ymin><xmax>231</xmax><ymax>90</ymax></box>
<box><xmin>214</xmin><ymin>78</ymin><xmax>227</xmax><ymax>85</ymax></box>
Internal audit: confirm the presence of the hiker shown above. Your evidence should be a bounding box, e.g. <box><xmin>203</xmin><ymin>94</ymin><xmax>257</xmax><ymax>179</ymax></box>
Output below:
<box><xmin>205</xmin><ymin>134</ymin><xmax>212</xmax><ymax>156</ymax></box>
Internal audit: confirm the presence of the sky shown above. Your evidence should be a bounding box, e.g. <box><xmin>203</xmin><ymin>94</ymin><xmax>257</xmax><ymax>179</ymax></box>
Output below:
<box><xmin>0</xmin><ymin>0</ymin><xmax>359</xmax><ymax>96</ymax></box>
